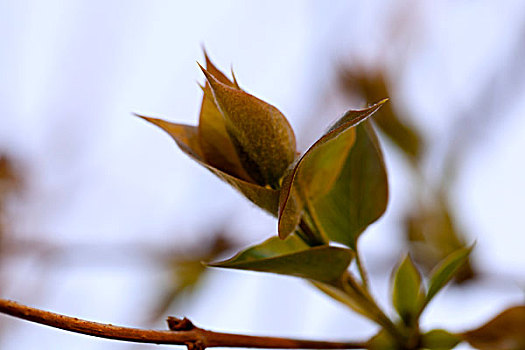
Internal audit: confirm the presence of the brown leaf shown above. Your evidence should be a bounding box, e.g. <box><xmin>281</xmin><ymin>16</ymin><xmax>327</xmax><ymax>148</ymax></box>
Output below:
<box><xmin>462</xmin><ymin>306</ymin><xmax>525</xmax><ymax>350</ymax></box>
<box><xmin>197</xmin><ymin>57</ymin><xmax>252</xmax><ymax>182</ymax></box>
<box><xmin>199</xmin><ymin>64</ymin><xmax>296</xmax><ymax>188</ymax></box>
<box><xmin>138</xmin><ymin>116</ymin><xmax>279</xmax><ymax>215</ymax></box>
<box><xmin>340</xmin><ymin>69</ymin><xmax>423</xmax><ymax>162</ymax></box>
<box><xmin>202</xmin><ymin>50</ymin><xmax>236</xmax><ymax>87</ymax></box>
<box><xmin>405</xmin><ymin>196</ymin><xmax>475</xmax><ymax>283</ymax></box>
<box><xmin>150</xmin><ymin>234</ymin><xmax>234</xmax><ymax>321</ymax></box>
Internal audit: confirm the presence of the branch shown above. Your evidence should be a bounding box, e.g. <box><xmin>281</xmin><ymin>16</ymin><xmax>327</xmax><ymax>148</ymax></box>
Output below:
<box><xmin>0</xmin><ymin>299</ymin><xmax>366</xmax><ymax>349</ymax></box>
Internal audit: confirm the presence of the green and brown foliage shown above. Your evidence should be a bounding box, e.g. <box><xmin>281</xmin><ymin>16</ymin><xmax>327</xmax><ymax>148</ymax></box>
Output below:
<box><xmin>0</xmin><ymin>52</ymin><xmax>521</xmax><ymax>350</ymax></box>
<box><xmin>137</xmin><ymin>54</ymin><xmax>522</xmax><ymax>349</ymax></box>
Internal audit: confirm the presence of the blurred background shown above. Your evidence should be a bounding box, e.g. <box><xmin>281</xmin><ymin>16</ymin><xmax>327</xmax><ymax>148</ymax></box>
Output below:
<box><xmin>1</xmin><ymin>1</ymin><xmax>525</xmax><ymax>349</ymax></box>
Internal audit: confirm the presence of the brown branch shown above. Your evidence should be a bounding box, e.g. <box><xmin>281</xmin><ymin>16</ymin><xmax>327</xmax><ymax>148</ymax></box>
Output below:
<box><xmin>0</xmin><ymin>299</ymin><xmax>366</xmax><ymax>349</ymax></box>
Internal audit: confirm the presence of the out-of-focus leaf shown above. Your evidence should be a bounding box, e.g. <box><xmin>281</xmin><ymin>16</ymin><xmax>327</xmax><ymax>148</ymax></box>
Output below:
<box><xmin>392</xmin><ymin>254</ymin><xmax>423</xmax><ymax>326</ymax></box>
<box><xmin>423</xmin><ymin>245</ymin><xmax>473</xmax><ymax>309</ymax></box>
<box><xmin>209</xmin><ymin>235</ymin><xmax>353</xmax><ymax>283</ymax></box>
<box><xmin>340</xmin><ymin>69</ymin><xmax>423</xmax><ymax>162</ymax></box>
<box><xmin>372</xmin><ymin>102</ymin><xmax>421</xmax><ymax>164</ymax></box>
<box><xmin>198</xmin><ymin>54</ymin><xmax>252</xmax><ymax>182</ymax></box>
<box><xmin>310</xmin><ymin>121</ymin><xmax>388</xmax><ymax>250</ymax></box>
<box><xmin>462</xmin><ymin>306</ymin><xmax>525</xmax><ymax>350</ymax></box>
<box><xmin>150</xmin><ymin>235</ymin><xmax>234</xmax><ymax>321</ymax></box>
<box><xmin>312</xmin><ymin>272</ymin><xmax>392</xmax><ymax>325</ymax></box>
<box><xmin>200</xmin><ymin>65</ymin><xmax>296</xmax><ymax>188</ymax></box>
<box><xmin>341</xmin><ymin>66</ymin><xmax>473</xmax><ymax>281</ymax></box>
<box><xmin>0</xmin><ymin>154</ymin><xmax>24</xmax><ymax>256</ymax></box>
<box><xmin>405</xmin><ymin>197</ymin><xmax>475</xmax><ymax>283</ymax></box>
<box><xmin>152</xmin><ymin>259</ymin><xmax>206</xmax><ymax>320</ymax></box>
<box><xmin>421</xmin><ymin>329</ymin><xmax>461</xmax><ymax>350</ymax></box>
<box><xmin>0</xmin><ymin>155</ymin><xmax>23</xmax><ymax>196</ymax></box>
<box><xmin>278</xmin><ymin>101</ymin><xmax>386</xmax><ymax>240</ymax></box>
<box><xmin>138</xmin><ymin>116</ymin><xmax>279</xmax><ymax>215</ymax></box>
<box><xmin>366</xmin><ymin>330</ymin><xmax>398</xmax><ymax>350</ymax></box>
<box><xmin>310</xmin><ymin>280</ymin><xmax>375</xmax><ymax>321</ymax></box>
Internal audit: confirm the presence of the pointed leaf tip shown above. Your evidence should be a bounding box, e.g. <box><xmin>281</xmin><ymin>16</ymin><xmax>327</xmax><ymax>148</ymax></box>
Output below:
<box><xmin>279</xmin><ymin>119</ymin><xmax>387</xmax><ymax>248</ymax></box>
<box><xmin>197</xmin><ymin>65</ymin><xmax>253</xmax><ymax>182</ymax></box>
<box><xmin>423</xmin><ymin>244</ymin><xmax>474</xmax><ymax>311</ymax></box>
<box><xmin>138</xmin><ymin>114</ymin><xmax>280</xmax><ymax>215</ymax></box>
<box><xmin>134</xmin><ymin>113</ymin><xmax>153</xmax><ymax>122</ymax></box>
<box><xmin>327</xmin><ymin>99</ymin><xmax>387</xmax><ymax>133</ymax></box>
<box><xmin>198</xmin><ymin>61</ymin><xmax>232</xmax><ymax>89</ymax></box>
<box><xmin>199</xmin><ymin>64</ymin><xmax>296</xmax><ymax>187</ymax></box>
<box><xmin>201</xmin><ymin>50</ymin><xmax>237</xmax><ymax>87</ymax></box>
<box><xmin>197</xmin><ymin>61</ymin><xmax>207</xmax><ymax>76</ymax></box>
<box><xmin>392</xmin><ymin>254</ymin><xmax>423</xmax><ymax>326</ymax></box>
<box><xmin>209</xmin><ymin>236</ymin><xmax>353</xmax><ymax>283</ymax></box>
<box><xmin>277</xmin><ymin>102</ymin><xmax>386</xmax><ymax>241</ymax></box>
<box><xmin>231</xmin><ymin>66</ymin><xmax>241</xmax><ymax>89</ymax></box>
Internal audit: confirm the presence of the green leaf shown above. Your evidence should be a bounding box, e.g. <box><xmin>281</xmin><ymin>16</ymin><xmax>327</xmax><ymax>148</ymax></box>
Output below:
<box><xmin>461</xmin><ymin>306</ymin><xmax>525</xmax><ymax>350</ymax></box>
<box><xmin>404</xmin><ymin>195</ymin><xmax>475</xmax><ymax>284</ymax></box>
<box><xmin>278</xmin><ymin>101</ymin><xmax>386</xmax><ymax>240</ymax></box>
<box><xmin>423</xmin><ymin>245</ymin><xmax>473</xmax><ymax>309</ymax></box>
<box><xmin>311</xmin><ymin>280</ymin><xmax>379</xmax><ymax>322</ymax></box>
<box><xmin>421</xmin><ymin>329</ymin><xmax>461</xmax><ymax>350</ymax></box>
<box><xmin>309</xmin><ymin>120</ymin><xmax>388</xmax><ymax>249</ymax></box>
<box><xmin>199</xmin><ymin>64</ymin><xmax>296</xmax><ymax>188</ymax></box>
<box><xmin>149</xmin><ymin>235</ymin><xmax>232</xmax><ymax>321</ymax></box>
<box><xmin>209</xmin><ymin>236</ymin><xmax>353</xmax><ymax>283</ymax></box>
<box><xmin>278</xmin><ymin>117</ymin><xmax>356</xmax><ymax>239</ymax></box>
<box><xmin>138</xmin><ymin>116</ymin><xmax>279</xmax><ymax>215</ymax></box>
<box><xmin>392</xmin><ymin>254</ymin><xmax>423</xmax><ymax>326</ymax></box>
<box><xmin>366</xmin><ymin>330</ymin><xmax>398</xmax><ymax>350</ymax></box>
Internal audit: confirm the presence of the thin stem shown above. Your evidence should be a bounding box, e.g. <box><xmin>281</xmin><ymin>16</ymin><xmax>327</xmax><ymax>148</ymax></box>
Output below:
<box><xmin>0</xmin><ymin>299</ymin><xmax>366</xmax><ymax>349</ymax></box>
<box><xmin>340</xmin><ymin>273</ymin><xmax>404</xmax><ymax>345</ymax></box>
<box><xmin>298</xmin><ymin>220</ymin><xmax>324</xmax><ymax>246</ymax></box>
<box><xmin>354</xmin><ymin>250</ymin><xmax>370</xmax><ymax>290</ymax></box>
<box><xmin>295</xmin><ymin>216</ymin><xmax>401</xmax><ymax>344</ymax></box>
